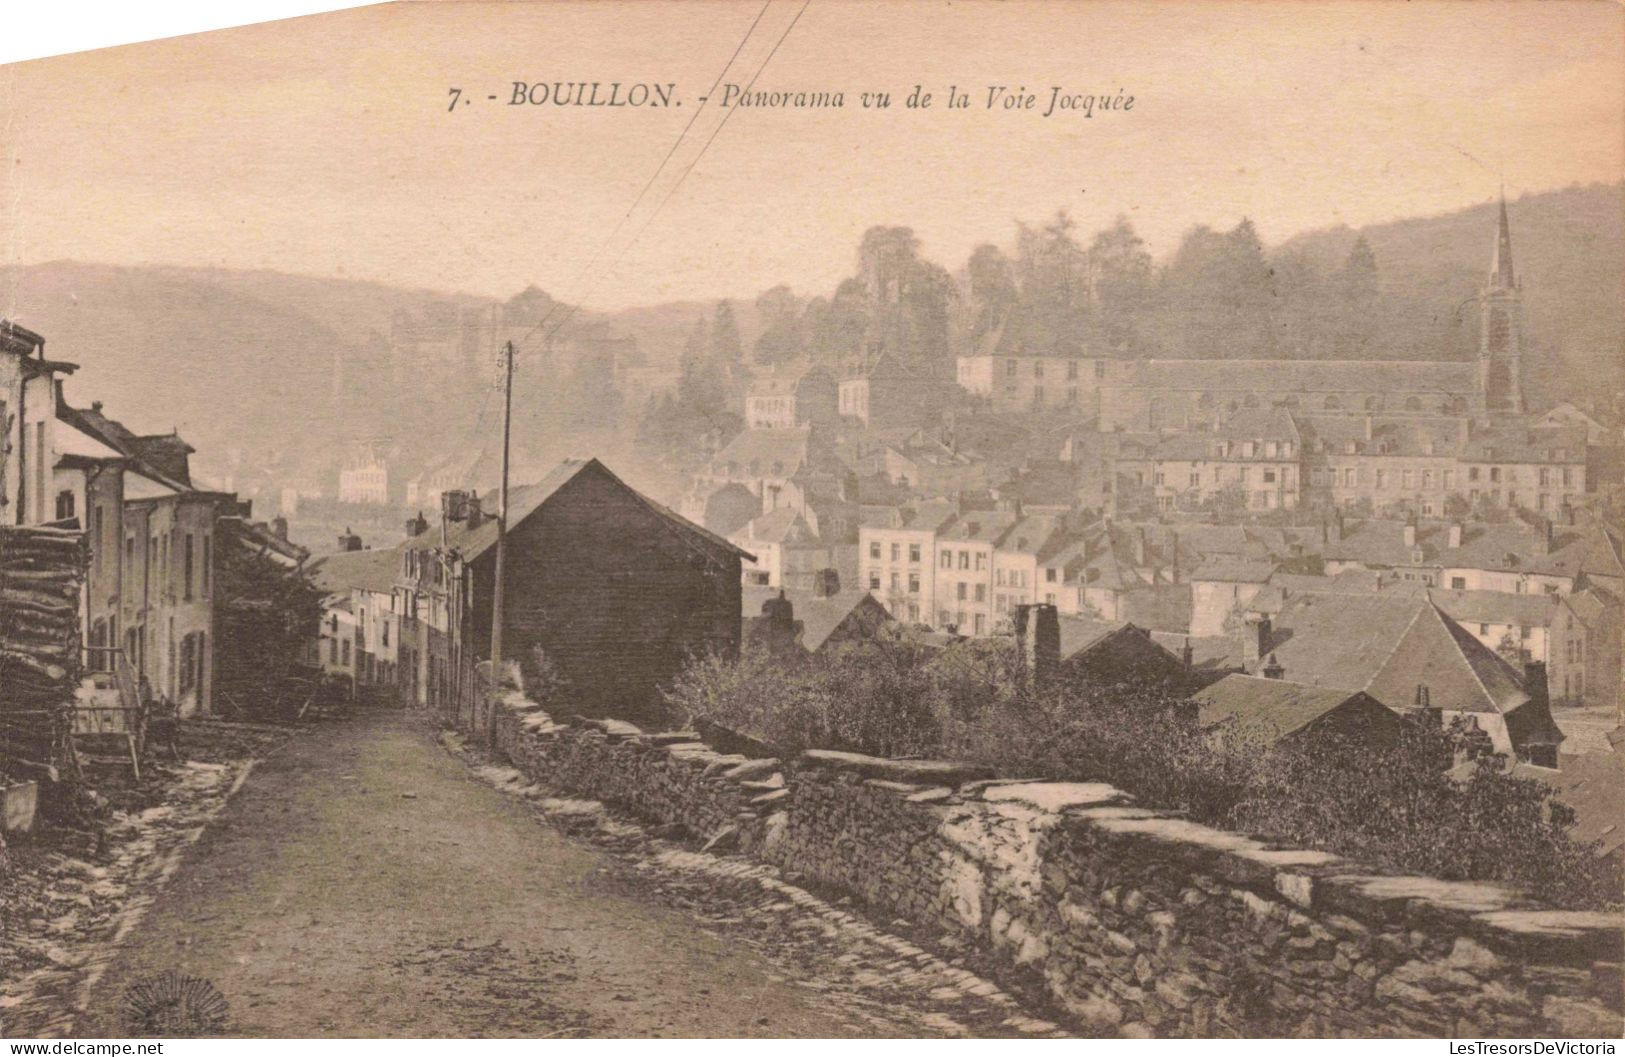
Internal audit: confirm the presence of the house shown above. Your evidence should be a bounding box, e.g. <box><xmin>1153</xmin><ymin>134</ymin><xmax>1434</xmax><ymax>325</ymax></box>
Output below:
<box><xmin>992</xmin><ymin>514</ymin><xmax>1067</xmax><ymax>628</ymax></box>
<box><xmin>682</xmin><ymin>427</ymin><xmax>844</xmax><ymax>520</ymax></box>
<box><xmin>1247</xmin><ymin>593</ymin><xmax>1564</xmax><ymax>764</ymax></box>
<box><xmin>954</xmin><ymin>345</ymin><xmax>1118</xmax><ymax>415</ymax></box>
<box><xmin>1189</xmin><ymin>557</ymin><xmax>1279</xmax><ymax>637</ymax></box>
<box><xmin>838</xmin><ymin>353</ymin><xmax>921</xmax><ymax>429</ymax></box>
<box><xmin>742</xmin><ymin>582</ymin><xmax>893</xmax><ymax>655</ymax></box>
<box><xmin>63</xmin><ymin>398</ymin><xmax>231</xmax><ymax>716</ymax></box>
<box><xmin>0</xmin><ymin>321</ymin><xmax>79</xmax><ymax>527</ymax></box>
<box><xmin>1146</xmin><ymin>408</ymin><xmax>1302</xmax><ymax>512</ymax></box>
<box><xmin>934</xmin><ymin>509</ymin><xmax>1019</xmax><ymax>636</ymax></box>
<box><xmin>881</xmin><ymin>436</ymin><xmax>988</xmax><ymax>497</ymax></box>
<box><xmin>1192</xmin><ymin>674</ymin><xmax>1408</xmax><ymax>751</ymax></box>
<box><xmin>309</xmin><ymin>544</ymin><xmax>404</xmax><ymax>696</ymax></box>
<box><xmin>730</xmin><ymin>508</ymin><xmax>835</xmax><ymax>591</ymax></box>
<box><xmin>338</xmin><ymin>442</ymin><xmax>390</xmax><ymax>505</ymax></box>
<box><xmin>858</xmin><ymin>500</ymin><xmax>957</xmax><ymax>625</ymax></box>
<box><xmin>404</xmin><ymin>457</ymin><xmax>750</xmax><ymax>726</ymax></box>
<box><xmin>744</xmin><ymin>364</ymin><xmax>838</xmax><ymax>430</ymax></box>
<box><xmin>1053</xmin><ymin>615</ymin><xmax>1197</xmax><ymax>692</ymax></box>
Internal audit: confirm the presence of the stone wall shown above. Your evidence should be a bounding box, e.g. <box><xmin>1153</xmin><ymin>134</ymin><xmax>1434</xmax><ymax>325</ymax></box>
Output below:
<box><xmin>486</xmin><ymin>692</ymin><xmax>1624</xmax><ymax>1039</ymax></box>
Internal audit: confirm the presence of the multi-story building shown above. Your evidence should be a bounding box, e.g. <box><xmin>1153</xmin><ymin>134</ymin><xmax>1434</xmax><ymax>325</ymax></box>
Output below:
<box><xmin>955</xmin><ymin>352</ymin><xmax>1120</xmax><ymax>414</ymax></box>
<box><xmin>744</xmin><ymin>364</ymin><xmax>838</xmax><ymax>430</ymax></box>
<box><xmin>933</xmin><ymin>510</ymin><xmax>1018</xmax><ymax>636</ymax></box>
<box><xmin>1146</xmin><ymin>409</ymin><xmax>1302</xmax><ymax>512</ymax></box>
<box><xmin>991</xmin><ymin>515</ymin><xmax>1065</xmax><ymax>628</ymax></box>
<box><xmin>338</xmin><ymin>443</ymin><xmax>390</xmax><ymax>505</ymax></box>
<box><xmin>858</xmin><ymin>500</ymin><xmax>957</xmax><ymax>624</ymax></box>
<box><xmin>838</xmin><ymin>353</ymin><xmax>922</xmax><ymax>429</ymax></box>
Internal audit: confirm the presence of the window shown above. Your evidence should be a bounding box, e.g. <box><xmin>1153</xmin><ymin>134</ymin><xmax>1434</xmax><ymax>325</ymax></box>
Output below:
<box><xmin>1006</xmin><ymin>360</ymin><xmax>1018</xmax><ymax>377</ymax></box>
<box><xmin>382</xmin><ymin>620</ymin><xmax>389</xmax><ymax>647</ymax></box>
<box><xmin>1155</xmin><ymin>472</ymin><xmax>1165</xmax><ymax>486</ymax></box>
<box><xmin>1343</xmin><ymin>468</ymin><xmax>1355</xmax><ymax>487</ymax></box>
<box><xmin>202</xmin><ymin>535</ymin><xmax>211</xmax><ymax>594</ymax></box>
<box><xmin>1490</xmin><ymin>467</ymin><xmax>1501</xmax><ymax>483</ymax></box>
<box><xmin>870</xmin><ymin>573</ymin><xmax>881</xmax><ymax>590</ymax></box>
<box><xmin>1032</xmin><ymin>361</ymin><xmax>1044</xmax><ymax>378</ymax></box>
<box><xmin>1189</xmin><ymin>472</ymin><xmax>1200</xmax><ymax>487</ymax></box>
<box><xmin>974</xmin><ymin>614</ymin><xmax>986</xmax><ymax>635</ymax></box>
<box><xmin>908</xmin><ymin>543</ymin><xmax>920</xmax><ymax>563</ymax></box>
<box><xmin>1451</xmin><ymin>577</ymin><xmax>1466</xmax><ymax>590</ymax></box>
<box><xmin>974</xmin><ymin>584</ymin><xmax>987</xmax><ymax>602</ymax></box>
<box><xmin>890</xmin><ymin>543</ymin><xmax>901</xmax><ymax>562</ymax></box>
<box><xmin>1094</xmin><ymin>362</ymin><xmax>1106</xmax><ymax>380</ymax></box>
<box><xmin>1376</xmin><ymin>470</ymin><xmax>1387</xmax><ymax>489</ymax></box>
<box><xmin>1443</xmin><ymin>470</ymin><xmax>1454</xmax><ymax>490</ymax></box>
<box><xmin>890</xmin><ymin>572</ymin><xmax>900</xmax><ymax>591</ymax></box>
<box><xmin>870</xmin><ymin>541</ymin><xmax>881</xmax><ymax>560</ymax></box>
<box><xmin>55</xmin><ymin>490</ymin><xmax>75</xmax><ymax>522</ymax></box>
<box><xmin>1046</xmin><ymin>568</ymin><xmax>1057</xmax><ymax>583</ymax></box>
<box><xmin>975</xmin><ymin>553</ymin><xmax>986</xmax><ymax>571</ymax></box>
<box><xmin>184</xmin><ymin>533</ymin><xmax>195</xmax><ymax>600</ymax></box>
<box><xmin>1263</xmin><ymin>470</ymin><xmax>1276</xmax><ymax>484</ymax></box>
<box><xmin>939</xmin><ymin>551</ymin><xmax>951</xmax><ymax>569</ymax></box>
<box><xmin>957</xmin><ymin>583</ymin><xmax>967</xmax><ymax>601</ymax></box>
<box><xmin>1067</xmin><ymin>361</ymin><xmax>1079</xmax><ymax>380</ymax></box>
<box><xmin>908</xmin><ymin>572</ymin><xmax>920</xmax><ymax>593</ymax></box>
<box><xmin>959</xmin><ymin>552</ymin><xmax>969</xmax><ymax>570</ymax></box>
<box><xmin>330</xmin><ymin>637</ymin><xmax>338</xmax><ymax>663</ymax></box>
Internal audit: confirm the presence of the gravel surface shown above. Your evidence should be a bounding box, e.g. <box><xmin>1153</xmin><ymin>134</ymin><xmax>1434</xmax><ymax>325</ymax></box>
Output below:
<box><xmin>11</xmin><ymin>709</ymin><xmax>1066</xmax><ymax>1038</ymax></box>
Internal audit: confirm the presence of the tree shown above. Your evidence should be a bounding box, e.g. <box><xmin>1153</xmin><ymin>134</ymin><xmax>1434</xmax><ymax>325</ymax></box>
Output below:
<box><xmin>1332</xmin><ymin>236</ymin><xmax>1380</xmax><ymax>356</ymax></box>
<box><xmin>752</xmin><ymin>285</ymin><xmax>805</xmax><ymax>366</ymax></box>
<box><xmin>710</xmin><ymin>301</ymin><xmax>743</xmax><ymax>372</ymax></box>
<box><xmin>965</xmin><ymin>243</ymin><xmax>1018</xmax><ymax>347</ymax></box>
<box><xmin>1088</xmin><ymin>216</ymin><xmax>1153</xmax><ymax>354</ymax></box>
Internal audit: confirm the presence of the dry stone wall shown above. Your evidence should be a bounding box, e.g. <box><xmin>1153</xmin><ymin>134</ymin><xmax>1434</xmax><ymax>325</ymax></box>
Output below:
<box><xmin>486</xmin><ymin>691</ymin><xmax>1624</xmax><ymax>1038</ymax></box>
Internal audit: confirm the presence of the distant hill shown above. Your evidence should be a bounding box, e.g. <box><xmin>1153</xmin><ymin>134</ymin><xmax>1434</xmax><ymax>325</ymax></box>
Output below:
<box><xmin>0</xmin><ymin>182</ymin><xmax>1616</xmax><ymax>506</ymax></box>
<box><xmin>1275</xmin><ymin>182</ymin><xmax>1623</xmax><ymax>407</ymax></box>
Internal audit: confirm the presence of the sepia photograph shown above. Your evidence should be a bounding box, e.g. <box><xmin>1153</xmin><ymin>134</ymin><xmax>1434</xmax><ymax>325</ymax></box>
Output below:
<box><xmin>0</xmin><ymin>0</ymin><xmax>1622</xmax><ymax>1042</ymax></box>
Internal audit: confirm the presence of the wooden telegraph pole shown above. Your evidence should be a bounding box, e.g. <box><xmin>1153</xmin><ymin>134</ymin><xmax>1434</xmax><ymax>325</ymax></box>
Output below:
<box><xmin>486</xmin><ymin>340</ymin><xmax>514</xmax><ymax>748</ymax></box>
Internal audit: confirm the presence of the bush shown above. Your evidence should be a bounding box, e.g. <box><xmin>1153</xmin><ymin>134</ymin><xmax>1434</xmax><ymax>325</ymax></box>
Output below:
<box><xmin>666</xmin><ymin>637</ymin><xmax>1621</xmax><ymax>909</ymax></box>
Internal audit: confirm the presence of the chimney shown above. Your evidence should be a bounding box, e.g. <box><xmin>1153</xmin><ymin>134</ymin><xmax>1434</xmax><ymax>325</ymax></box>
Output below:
<box><xmin>466</xmin><ymin>494</ymin><xmax>485</xmax><ymax>530</ymax></box>
<box><xmin>1541</xmin><ymin>517</ymin><xmax>1553</xmax><ymax>556</ymax></box>
<box><xmin>338</xmin><ymin>527</ymin><xmax>363</xmax><ymax>552</ymax></box>
<box><xmin>405</xmin><ymin>511</ymin><xmax>429</xmax><ymax>538</ymax></box>
<box><xmin>1134</xmin><ymin>526</ymin><xmax>1148</xmax><ymax>567</ymax></box>
<box><xmin>271</xmin><ymin>515</ymin><xmax>288</xmax><ymax>541</ymax></box>
<box><xmin>1262</xmin><ymin>653</ymin><xmax>1285</xmax><ymax>680</ymax></box>
<box><xmin>1415</xmin><ymin>683</ymin><xmax>1441</xmax><ymax>726</ymax></box>
<box><xmin>812</xmin><ymin>568</ymin><xmax>840</xmax><ymax>598</ymax></box>
<box><xmin>1170</xmin><ymin>530</ymin><xmax>1181</xmax><ymax>583</ymax></box>
<box><xmin>1241</xmin><ymin>614</ymin><xmax>1272</xmax><ymax>671</ymax></box>
<box><xmin>1522</xmin><ymin>661</ymin><xmax>1550</xmax><ymax>712</ymax></box>
<box><xmin>1448</xmin><ymin>521</ymin><xmax>1463</xmax><ymax>549</ymax></box>
<box><xmin>1181</xmin><ymin>637</ymin><xmax>1194</xmax><ymax>670</ymax></box>
<box><xmin>441</xmin><ymin>488</ymin><xmax>470</xmax><ymax>523</ymax></box>
<box><xmin>1013</xmin><ymin>603</ymin><xmax>1061</xmax><ymax>689</ymax></box>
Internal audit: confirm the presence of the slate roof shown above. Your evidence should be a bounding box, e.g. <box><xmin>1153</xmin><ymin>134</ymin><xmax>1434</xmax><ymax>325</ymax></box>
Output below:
<box><xmin>940</xmin><ymin>510</ymin><xmax>1019</xmax><ymax>544</ymax></box>
<box><xmin>1265</xmin><ymin>594</ymin><xmax>1535</xmax><ymax>719</ymax></box>
<box><xmin>1114</xmin><ymin>358</ymin><xmax>1479</xmax><ymax>395</ymax></box>
<box><xmin>741</xmin><ymin>584</ymin><xmax>892</xmax><ymax>652</ymax></box>
<box><xmin>707</xmin><ymin>427</ymin><xmax>817</xmax><ymax>478</ymax></box>
<box><xmin>1193</xmin><ymin>675</ymin><xmax>1388</xmax><ymax>743</ymax></box>
<box><xmin>308</xmin><ymin>546</ymin><xmax>401</xmax><ymax>595</ymax></box>
<box><xmin>406</xmin><ymin>458</ymin><xmax>751</xmax><ymax>563</ymax></box>
<box><xmin>1428</xmin><ymin>589</ymin><xmax>1560</xmax><ymax>629</ymax></box>
<box><xmin>739</xmin><ymin>507</ymin><xmax>819</xmax><ymax>545</ymax></box>
<box><xmin>1451</xmin><ymin>752</ymin><xmax>1625</xmax><ymax>857</ymax></box>
<box><xmin>1191</xmin><ymin>558</ymin><xmax>1278</xmax><ymax>584</ymax></box>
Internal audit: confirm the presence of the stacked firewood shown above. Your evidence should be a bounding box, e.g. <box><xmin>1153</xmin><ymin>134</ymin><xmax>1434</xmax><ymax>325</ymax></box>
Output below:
<box><xmin>0</xmin><ymin>525</ymin><xmax>88</xmax><ymax>781</ymax></box>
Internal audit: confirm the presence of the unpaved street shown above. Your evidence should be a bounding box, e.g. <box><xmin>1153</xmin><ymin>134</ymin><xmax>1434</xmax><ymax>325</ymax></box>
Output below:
<box><xmin>65</xmin><ymin>710</ymin><xmax>1060</xmax><ymax>1038</ymax></box>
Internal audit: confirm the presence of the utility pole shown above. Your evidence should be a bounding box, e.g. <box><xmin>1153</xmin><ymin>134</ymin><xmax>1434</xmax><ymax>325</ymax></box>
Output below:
<box><xmin>486</xmin><ymin>339</ymin><xmax>514</xmax><ymax>748</ymax></box>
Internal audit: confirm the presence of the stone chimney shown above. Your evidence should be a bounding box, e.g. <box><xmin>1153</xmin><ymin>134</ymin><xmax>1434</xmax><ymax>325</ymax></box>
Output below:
<box><xmin>1241</xmin><ymin>613</ymin><xmax>1272</xmax><ymax>671</ymax></box>
<box><xmin>338</xmin><ymin>527</ymin><xmax>363</xmax><ymax>552</ymax></box>
<box><xmin>1523</xmin><ymin>661</ymin><xmax>1550</xmax><ymax>712</ymax></box>
<box><xmin>1133</xmin><ymin>526</ymin><xmax>1148</xmax><ymax>567</ymax></box>
<box><xmin>812</xmin><ymin>568</ymin><xmax>840</xmax><ymax>598</ymax></box>
<box><xmin>405</xmin><ymin>511</ymin><xmax>429</xmax><ymax>538</ymax></box>
<box><xmin>466</xmin><ymin>495</ymin><xmax>486</xmax><ymax>530</ymax></box>
<box><xmin>271</xmin><ymin>515</ymin><xmax>289</xmax><ymax>541</ymax></box>
<box><xmin>1181</xmin><ymin>637</ymin><xmax>1194</xmax><ymax>670</ymax></box>
<box><xmin>1013</xmin><ymin>603</ymin><xmax>1061</xmax><ymax>688</ymax></box>
<box><xmin>1448</xmin><ymin>521</ymin><xmax>1463</xmax><ymax>549</ymax></box>
<box><xmin>1262</xmin><ymin>653</ymin><xmax>1285</xmax><ymax>680</ymax></box>
<box><xmin>441</xmin><ymin>488</ymin><xmax>470</xmax><ymax>523</ymax></box>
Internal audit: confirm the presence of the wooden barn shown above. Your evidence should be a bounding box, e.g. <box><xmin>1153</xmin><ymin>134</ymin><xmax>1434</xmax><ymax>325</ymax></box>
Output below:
<box><xmin>408</xmin><ymin>458</ymin><xmax>749</xmax><ymax>727</ymax></box>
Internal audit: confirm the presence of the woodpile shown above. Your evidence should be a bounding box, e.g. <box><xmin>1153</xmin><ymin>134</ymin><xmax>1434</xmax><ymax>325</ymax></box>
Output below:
<box><xmin>0</xmin><ymin>525</ymin><xmax>87</xmax><ymax>783</ymax></box>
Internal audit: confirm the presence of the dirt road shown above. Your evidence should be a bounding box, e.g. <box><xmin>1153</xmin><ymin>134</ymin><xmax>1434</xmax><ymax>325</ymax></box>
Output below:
<box><xmin>69</xmin><ymin>710</ymin><xmax>1057</xmax><ymax>1038</ymax></box>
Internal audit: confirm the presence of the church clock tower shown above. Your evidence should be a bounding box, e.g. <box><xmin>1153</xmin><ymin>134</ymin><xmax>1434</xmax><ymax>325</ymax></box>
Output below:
<box><xmin>1479</xmin><ymin>193</ymin><xmax>1525</xmax><ymax>414</ymax></box>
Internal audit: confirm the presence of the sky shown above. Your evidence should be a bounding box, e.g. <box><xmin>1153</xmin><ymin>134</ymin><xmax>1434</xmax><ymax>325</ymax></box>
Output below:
<box><xmin>3</xmin><ymin>0</ymin><xmax>1622</xmax><ymax>310</ymax></box>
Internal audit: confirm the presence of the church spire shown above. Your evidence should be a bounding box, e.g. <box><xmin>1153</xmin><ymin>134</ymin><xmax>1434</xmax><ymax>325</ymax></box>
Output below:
<box><xmin>1490</xmin><ymin>188</ymin><xmax>1516</xmax><ymax>289</ymax></box>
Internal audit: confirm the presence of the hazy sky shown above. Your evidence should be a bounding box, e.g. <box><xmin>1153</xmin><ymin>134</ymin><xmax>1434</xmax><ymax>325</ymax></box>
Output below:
<box><xmin>3</xmin><ymin>0</ymin><xmax>1621</xmax><ymax>309</ymax></box>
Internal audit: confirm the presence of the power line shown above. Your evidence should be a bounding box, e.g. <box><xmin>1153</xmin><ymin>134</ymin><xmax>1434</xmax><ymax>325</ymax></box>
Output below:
<box><xmin>503</xmin><ymin>2</ymin><xmax>774</xmax><ymax>361</ymax></box>
<box><xmin>528</xmin><ymin>0</ymin><xmax>814</xmax><ymax>350</ymax></box>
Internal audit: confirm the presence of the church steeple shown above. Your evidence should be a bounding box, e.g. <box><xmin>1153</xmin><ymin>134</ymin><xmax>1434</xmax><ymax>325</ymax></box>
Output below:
<box><xmin>1479</xmin><ymin>190</ymin><xmax>1524</xmax><ymax>414</ymax></box>
<box><xmin>1489</xmin><ymin>189</ymin><xmax>1517</xmax><ymax>290</ymax></box>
